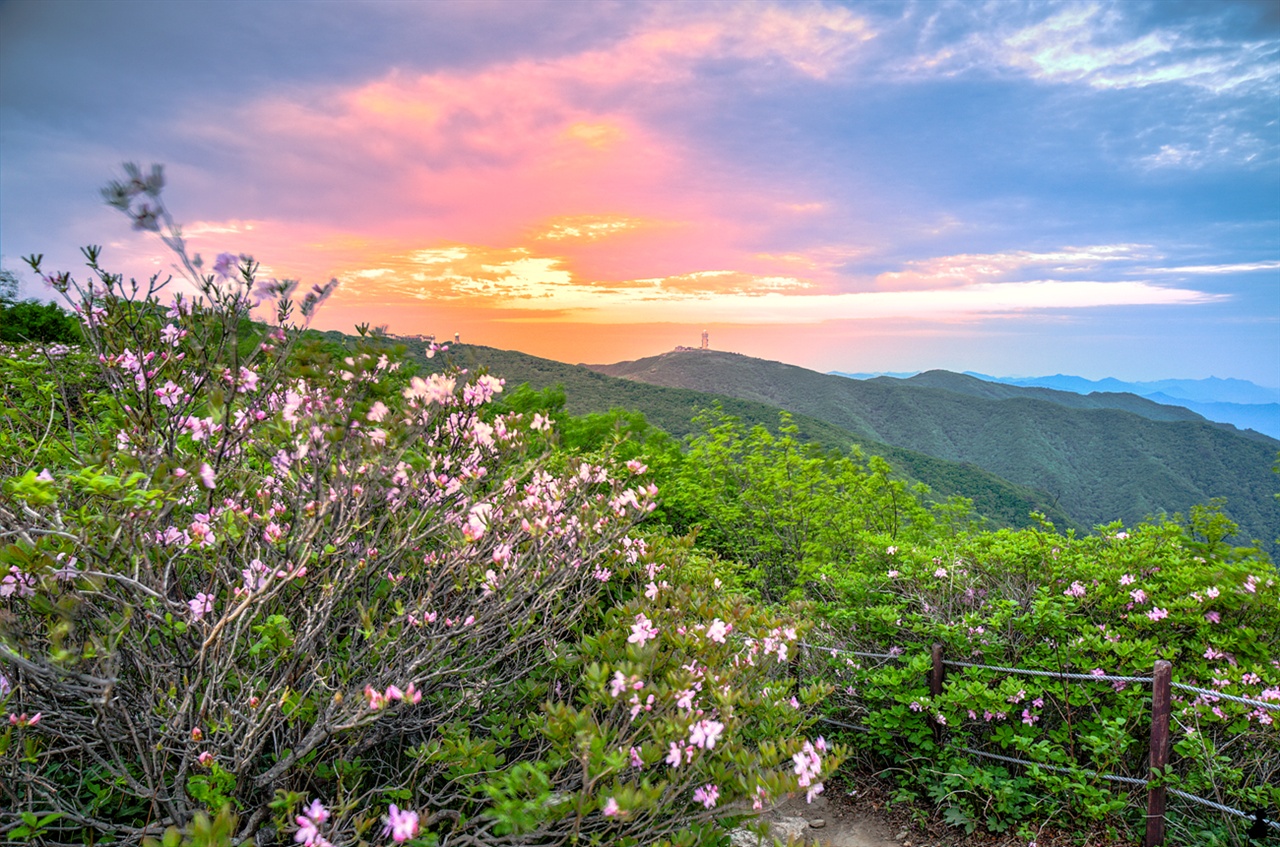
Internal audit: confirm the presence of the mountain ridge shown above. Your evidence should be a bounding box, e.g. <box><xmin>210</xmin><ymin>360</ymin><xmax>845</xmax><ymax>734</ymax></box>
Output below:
<box><xmin>386</xmin><ymin>339</ymin><xmax>1078</xmax><ymax>531</ymax></box>
<box><xmin>831</xmin><ymin>370</ymin><xmax>1280</xmax><ymax>440</ymax></box>
<box><xmin>592</xmin><ymin>350</ymin><xmax>1280</xmax><ymax>549</ymax></box>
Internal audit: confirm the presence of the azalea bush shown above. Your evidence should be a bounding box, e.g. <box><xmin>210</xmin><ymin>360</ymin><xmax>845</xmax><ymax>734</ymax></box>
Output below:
<box><xmin>651</xmin><ymin>413</ymin><xmax>1278</xmax><ymax>843</ymax></box>
<box><xmin>799</xmin><ymin>520</ymin><xmax>1280</xmax><ymax>843</ymax></box>
<box><xmin>0</xmin><ymin>166</ymin><xmax>841</xmax><ymax>846</ymax></box>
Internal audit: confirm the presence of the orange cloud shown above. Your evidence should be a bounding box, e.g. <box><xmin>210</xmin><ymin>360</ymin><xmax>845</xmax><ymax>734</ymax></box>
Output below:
<box><xmin>115</xmin><ymin>7</ymin><xmax>1224</xmax><ymax>350</ymax></box>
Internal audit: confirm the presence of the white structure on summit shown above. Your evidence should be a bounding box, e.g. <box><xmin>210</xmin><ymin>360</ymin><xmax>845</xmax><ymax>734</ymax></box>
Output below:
<box><xmin>701</xmin><ymin>330</ymin><xmax>709</xmax><ymax>350</ymax></box>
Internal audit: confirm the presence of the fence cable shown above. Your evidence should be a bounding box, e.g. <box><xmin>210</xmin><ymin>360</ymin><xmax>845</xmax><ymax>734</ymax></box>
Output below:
<box><xmin>1165</xmin><ymin>789</ymin><xmax>1280</xmax><ymax>830</ymax></box>
<box><xmin>955</xmin><ymin>746</ymin><xmax>1279</xmax><ymax>831</ymax></box>
<box><xmin>818</xmin><ymin>716</ymin><xmax>873</xmax><ymax>733</ymax></box>
<box><xmin>1169</xmin><ymin>681</ymin><xmax>1280</xmax><ymax>712</ymax></box>
<box><xmin>797</xmin><ymin>640</ymin><xmax>900</xmax><ymax>662</ymax></box>
<box><xmin>809</xmin><ymin>642</ymin><xmax>1280</xmax><ymax>833</ymax></box>
<box><xmin>956</xmin><ymin>745</ymin><xmax>1148</xmax><ymax>787</ymax></box>
<box><xmin>943</xmin><ymin>660</ymin><xmax>1155</xmax><ymax>685</ymax></box>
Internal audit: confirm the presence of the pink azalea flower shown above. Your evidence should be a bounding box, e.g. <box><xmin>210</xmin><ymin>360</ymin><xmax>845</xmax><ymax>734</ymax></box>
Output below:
<box><xmin>688</xmin><ymin>719</ymin><xmax>725</xmax><ymax>750</ymax></box>
<box><xmin>1147</xmin><ymin>607</ymin><xmax>1169</xmax><ymax>622</ymax></box>
<box><xmin>705</xmin><ymin>618</ymin><xmax>731</xmax><ymax>643</ymax></box>
<box><xmin>187</xmin><ymin>592</ymin><xmax>214</xmax><ymax>622</ymax></box>
<box><xmin>382</xmin><ymin>804</ymin><xmax>420</xmax><ymax>842</ymax></box>
<box><xmin>693</xmin><ymin>783</ymin><xmax>719</xmax><ymax>809</ymax></box>
<box><xmin>628</xmin><ymin>613</ymin><xmax>658</xmax><ymax>647</ymax></box>
<box><xmin>603</xmin><ymin>796</ymin><xmax>621</xmax><ymax>817</ymax></box>
<box><xmin>294</xmin><ymin>799</ymin><xmax>331</xmax><ymax>847</ymax></box>
<box><xmin>213</xmin><ymin>252</ymin><xmax>238</xmax><ymax>278</ymax></box>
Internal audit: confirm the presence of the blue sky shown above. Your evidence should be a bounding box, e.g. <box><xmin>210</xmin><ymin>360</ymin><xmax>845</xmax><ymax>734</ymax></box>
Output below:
<box><xmin>2</xmin><ymin>0</ymin><xmax>1277</xmax><ymax>384</ymax></box>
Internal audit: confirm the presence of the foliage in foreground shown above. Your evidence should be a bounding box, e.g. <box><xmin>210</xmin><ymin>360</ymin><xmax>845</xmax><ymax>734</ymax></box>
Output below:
<box><xmin>641</xmin><ymin>411</ymin><xmax>1278</xmax><ymax>845</ymax></box>
<box><xmin>0</xmin><ymin>167</ymin><xmax>841</xmax><ymax>846</ymax></box>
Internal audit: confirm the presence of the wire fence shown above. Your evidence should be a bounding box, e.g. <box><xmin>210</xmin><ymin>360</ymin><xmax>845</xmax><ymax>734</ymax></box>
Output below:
<box><xmin>800</xmin><ymin>639</ymin><xmax>1279</xmax><ymax>844</ymax></box>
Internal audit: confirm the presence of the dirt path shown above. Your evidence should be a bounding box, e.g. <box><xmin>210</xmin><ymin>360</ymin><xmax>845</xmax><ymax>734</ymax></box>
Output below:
<box><xmin>736</xmin><ymin>774</ymin><xmax>1131</xmax><ymax>847</ymax></box>
<box><xmin>733</xmin><ymin>784</ymin><xmax>906</xmax><ymax>847</ymax></box>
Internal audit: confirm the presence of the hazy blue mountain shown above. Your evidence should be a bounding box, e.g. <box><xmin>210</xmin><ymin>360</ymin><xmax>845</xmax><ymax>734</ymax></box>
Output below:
<box><xmin>958</xmin><ymin>373</ymin><xmax>1280</xmax><ymax>438</ymax></box>
<box><xmin>965</xmin><ymin>373</ymin><xmax>1280</xmax><ymax>405</ymax></box>
<box><xmin>1142</xmin><ymin>395</ymin><xmax>1280</xmax><ymax>441</ymax></box>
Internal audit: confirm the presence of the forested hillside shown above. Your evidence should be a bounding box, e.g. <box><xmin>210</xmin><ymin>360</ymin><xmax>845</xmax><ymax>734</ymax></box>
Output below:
<box><xmin>896</xmin><ymin>371</ymin><xmax>1208</xmax><ymax>424</ymax></box>
<box><xmin>393</xmin><ymin>340</ymin><xmax>1077</xmax><ymax>530</ymax></box>
<box><xmin>592</xmin><ymin>350</ymin><xmax>1280</xmax><ymax>547</ymax></box>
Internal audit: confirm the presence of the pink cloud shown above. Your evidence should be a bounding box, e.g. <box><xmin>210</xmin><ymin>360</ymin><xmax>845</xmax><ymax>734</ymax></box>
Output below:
<box><xmin>162</xmin><ymin>4</ymin><xmax>874</xmax><ymax>280</ymax></box>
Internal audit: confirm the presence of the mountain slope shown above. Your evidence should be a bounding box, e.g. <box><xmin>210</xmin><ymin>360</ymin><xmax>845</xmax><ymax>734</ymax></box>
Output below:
<box><xmin>959</xmin><ymin>372</ymin><xmax>1280</xmax><ymax>438</ymax></box>
<box><xmin>591</xmin><ymin>351</ymin><xmax>1280</xmax><ymax>547</ymax></box>
<box><xmin>397</xmin><ymin>341</ymin><xmax>1076</xmax><ymax>530</ymax></box>
<box><xmin>897</xmin><ymin>370</ymin><xmax>1207</xmax><ymax>423</ymax></box>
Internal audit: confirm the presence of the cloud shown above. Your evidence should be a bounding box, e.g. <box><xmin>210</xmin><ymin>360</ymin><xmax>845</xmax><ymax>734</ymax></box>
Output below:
<box><xmin>1136</xmin><ymin>124</ymin><xmax>1272</xmax><ymax>170</ymax></box>
<box><xmin>541</xmin><ymin>279</ymin><xmax>1223</xmax><ymax>325</ymax></box>
<box><xmin>151</xmin><ymin>2</ymin><xmax>879</xmax><ymax>292</ymax></box>
<box><xmin>535</xmin><ymin>215</ymin><xmax>648</xmax><ymax>242</ymax></box>
<box><xmin>1141</xmin><ymin>260</ymin><xmax>1280</xmax><ymax>275</ymax></box>
<box><xmin>319</xmin><ymin>234</ymin><xmax>1219</xmax><ymax>329</ymax></box>
<box><xmin>899</xmin><ymin>2</ymin><xmax>1280</xmax><ymax>94</ymax></box>
<box><xmin>873</xmin><ymin>244</ymin><xmax>1154</xmax><ymax>290</ymax></box>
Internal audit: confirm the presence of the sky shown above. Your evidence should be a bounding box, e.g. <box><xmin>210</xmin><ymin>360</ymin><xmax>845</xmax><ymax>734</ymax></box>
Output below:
<box><xmin>2</xmin><ymin>0</ymin><xmax>1278</xmax><ymax>385</ymax></box>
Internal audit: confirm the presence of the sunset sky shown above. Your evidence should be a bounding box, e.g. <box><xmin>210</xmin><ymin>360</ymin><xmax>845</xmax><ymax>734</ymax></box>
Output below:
<box><xmin>2</xmin><ymin>0</ymin><xmax>1277</xmax><ymax>384</ymax></box>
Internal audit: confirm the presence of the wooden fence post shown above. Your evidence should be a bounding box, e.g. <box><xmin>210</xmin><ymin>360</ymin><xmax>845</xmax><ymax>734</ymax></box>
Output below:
<box><xmin>1145</xmin><ymin>659</ymin><xmax>1173</xmax><ymax>847</ymax></box>
<box><xmin>931</xmin><ymin>643</ymin><xmax>945</xmax><ymax>743</ymax></box>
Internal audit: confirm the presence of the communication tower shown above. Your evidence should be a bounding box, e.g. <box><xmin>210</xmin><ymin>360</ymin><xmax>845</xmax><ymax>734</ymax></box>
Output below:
<box><xmin>700</xmin><ymin>330</ymin><xmax>709</xmax><ymax>350</ymax></box>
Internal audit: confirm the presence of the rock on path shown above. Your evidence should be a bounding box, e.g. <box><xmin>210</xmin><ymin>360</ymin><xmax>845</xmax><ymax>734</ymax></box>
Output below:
<box><xmin>729</xmin><ymin>791</ymin><xmax>903</xmax><ymax>847</ymax></box>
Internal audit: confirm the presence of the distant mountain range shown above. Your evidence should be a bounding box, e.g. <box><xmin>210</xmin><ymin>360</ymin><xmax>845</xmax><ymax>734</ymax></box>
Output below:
<box><xmin>593</xmin><ymin>351</ymin><xmax>1280</xmax><ymax>548</ymax></box>
<box><xmin>832</xmin><ymin>371</ymin><xmax>1280</xmax><ymax>440</ymax></box>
